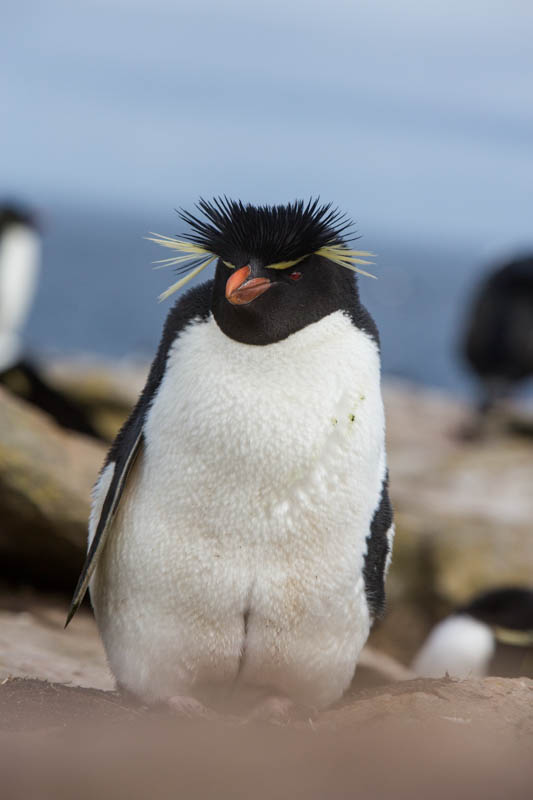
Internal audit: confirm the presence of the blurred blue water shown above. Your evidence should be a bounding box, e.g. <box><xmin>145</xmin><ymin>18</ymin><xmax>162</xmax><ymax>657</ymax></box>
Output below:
<box><xmin>24</xmin><ymin>203</ymin><xmax>509</xmax><ymax>397</ymax></box>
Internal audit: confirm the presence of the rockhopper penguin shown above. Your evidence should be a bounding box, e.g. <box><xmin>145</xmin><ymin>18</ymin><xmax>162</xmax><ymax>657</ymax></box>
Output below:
<box><xmin>0</xmin><ymin>203</ymin><xmax>41</xmax><ymax>373</ymax></box>
<box><xmin>66</xmin><ymin>198</ymin><xmax>394</xmax><ymax>717</ymax></box>
<box><xmin>462</xmin><ymin>254</ymin><xmax>533</xmax><ymax>425</ymax></box>
<box><xmin>413</xmin><ymin>587</ymin><xmax>533</xmax><ymax>680</ymax></box>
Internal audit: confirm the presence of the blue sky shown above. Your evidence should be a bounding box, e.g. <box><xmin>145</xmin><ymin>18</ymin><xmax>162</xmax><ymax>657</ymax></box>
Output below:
<box><xmin>3</xmin><ymin>0</ymin><xmax>533</xmax><ymax>247</ymax></box>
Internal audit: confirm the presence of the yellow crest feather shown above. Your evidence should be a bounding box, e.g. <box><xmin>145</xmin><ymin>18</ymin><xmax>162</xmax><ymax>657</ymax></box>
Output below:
<box><xmin>316</xmin><ymin>245</ymin><xmax>377</xmax><ymax>278</ymax></box>
<box><xmin>158</xmin><ymin>256</ymin><xmax>216</xmax><ymax>302</ymax></box>
<box><xmin>146</xmin><ymin>234</ymin><xmax>216</xmax><ymax>301</ymax></box>
<box><xmin>492</xmin><ymin>626</ymin><xmax>533</xmax><ymax>647</ymax></box>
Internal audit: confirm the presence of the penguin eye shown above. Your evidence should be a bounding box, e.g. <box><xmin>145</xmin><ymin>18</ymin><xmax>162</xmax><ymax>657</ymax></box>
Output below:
<box><xmin>289</xmin><ymin>271</ymin><xmax>302</xmax><ymax>281</ymax></box>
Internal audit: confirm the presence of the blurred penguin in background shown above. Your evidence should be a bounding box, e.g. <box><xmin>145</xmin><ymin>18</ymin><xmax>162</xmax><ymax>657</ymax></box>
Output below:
<box><xmin>413</xmin><ymin>587</ymin><xmax>533</xmax><ymax>679</ymax></box>
<box><xmin>0</xmin><ymin>203</ymin><xmax>41</xmax><ymax>372</ymax></box>
<box><xmin>461</xmin><ymin>254</ymin><xmax>533</xmax><ymax>436</ymax></box>
<box><xmin>0</xmin><ymin>201</ymin><xmax>101</xmax><ymax>439</ymax></box>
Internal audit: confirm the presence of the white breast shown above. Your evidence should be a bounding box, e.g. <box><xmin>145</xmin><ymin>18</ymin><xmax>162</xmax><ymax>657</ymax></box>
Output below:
<box><xmin>91</xmin><ymin>310</ymin><xmax>387</xmax><ymax>707</ymax></box>
<box><xmin>146</xmin><ymin>310</ymin><xmax>384</xmax><ymax>505</ymax></box>
<box><xmin>0</xmin><ymin>225</ymin><xmax>40</xmax><ymax>371</ymax></box>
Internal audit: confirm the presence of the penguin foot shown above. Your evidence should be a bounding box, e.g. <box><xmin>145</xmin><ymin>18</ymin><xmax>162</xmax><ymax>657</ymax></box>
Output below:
<box><xmin>167</xmin><ymin>695</ymin><xmax>217</xmax><ymax>720</ymax></box>
<box><xmin>246</xmin><ymin>695</ymin><xmax>316</xmax><ymax>726</ymax></box>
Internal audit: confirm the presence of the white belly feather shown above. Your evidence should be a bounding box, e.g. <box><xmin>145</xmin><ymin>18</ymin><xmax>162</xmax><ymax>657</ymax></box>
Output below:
<box><xmin>90</xmin><ymin>310</ymin><xmax>386</xmax><ymax>708</ymax></box>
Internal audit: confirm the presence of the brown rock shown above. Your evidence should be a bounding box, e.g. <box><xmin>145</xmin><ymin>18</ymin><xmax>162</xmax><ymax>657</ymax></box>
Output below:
<box><xmin>0</xmin><ymin>387</ymin><xmax>105</xmax><ymax>590</ymax></box>
<box><xmin>43</xmin><ymin>359</ymin><xmax>143</xmax><ymax>441</ymax></box>
<box><xmin>0</xmin><ymin>598</ymin><xmax>112</xmax><ymax>690</ymax></box>
<box><xmin>323</xmin><ymin>675</ymin><xmax>533</xmax><ymax>737</ymax></box>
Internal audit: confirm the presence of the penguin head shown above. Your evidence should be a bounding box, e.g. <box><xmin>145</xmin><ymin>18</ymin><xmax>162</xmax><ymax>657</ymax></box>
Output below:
<box><xmin>459</xmin><ymin>586</ymin><xmax>533</xmax><ymax>634</ymax></box>
<box><xmin>149</xmin><ymin>198</ymin><xmax>375</xmax><ymax>345</ymax></box>
<box><xmin>0</xmin><ymin>203</ymin><xmax>40</xmax><ymax>235</ymax></box>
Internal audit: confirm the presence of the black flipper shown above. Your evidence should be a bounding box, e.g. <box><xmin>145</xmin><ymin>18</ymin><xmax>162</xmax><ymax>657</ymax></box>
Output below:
<box><xmin>65</xmin><ymin>279</ymin><xmax>215</xmax><ymax>626</ymax></box>
<box><xmin>65</xmin><ymin>421</ymin><xmax>144</xmax><ymax>626</ymax></box>
<box><xmin>363</xmin><ymin>472</ymin><xmax>393</xmax><ymax>620</ymax></box>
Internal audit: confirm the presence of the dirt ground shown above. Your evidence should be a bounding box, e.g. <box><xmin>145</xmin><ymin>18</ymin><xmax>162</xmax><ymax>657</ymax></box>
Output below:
<box><xmin>1</xmin><ymin>674</ymin><xmax>533</xmax><ymax>800</ymax></box>
<box><xmin>2</xmin><ymin>590</ymin><xmax>533</xmax><ymax>798</ymax></box>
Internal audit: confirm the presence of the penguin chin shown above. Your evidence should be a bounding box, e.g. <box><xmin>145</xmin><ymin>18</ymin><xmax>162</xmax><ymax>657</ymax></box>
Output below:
<box><xmin>211</xmin><ymin>274</ymin><xmax>288</xmax><ymax>345</ymax></box>
<box><xmin>212</xmin><ymin>301</ymin><xmax>291</xmax><ymax>346</ymax></box>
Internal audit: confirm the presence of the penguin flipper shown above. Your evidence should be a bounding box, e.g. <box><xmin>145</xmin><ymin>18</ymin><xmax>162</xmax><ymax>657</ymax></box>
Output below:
<box><xmin>362</xmin><ymin>471</ymin><xmax>393</xmax><ymax>620</ymax></box>
<box><xmin>65</xmin><ymin>423</ymin><xmax>144</xmax><ymax>627</ymax></box>
<box><xmin>65</xmin><ymin>281</ymin><xmax>216</xmax><ymax>627</ymax></box>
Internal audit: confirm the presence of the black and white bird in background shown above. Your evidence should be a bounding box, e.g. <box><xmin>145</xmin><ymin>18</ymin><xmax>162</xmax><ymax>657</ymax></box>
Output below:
<box><xmin>66</xmin><ymin>198</ymin><xmax>394</xmax><ymax>720</ymax></box>
<box><xmin>461</xmin><ymin>254</ymin><xmax>533</xmax><ymax>437</ymax></box>
<box><xmin>0</xmin><ymin>202</ymin><xmax>101</xmax><ymax>438</ymax></box>
<box><xmin>413</xmin><ymin>587</ymin><xmax>533</xmax><ymax>680</ymax></box>
<box><xmin>0</xmin><ymin>203</ymin><xmax>41</xmax><ymax>373</ymax></box>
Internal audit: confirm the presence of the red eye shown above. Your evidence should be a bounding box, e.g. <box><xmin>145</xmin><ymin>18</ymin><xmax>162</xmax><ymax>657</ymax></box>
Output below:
<box><xmin>289</xmin><ymin>271</ymin><xmax>302</xmax><ymax>281</ymax></box>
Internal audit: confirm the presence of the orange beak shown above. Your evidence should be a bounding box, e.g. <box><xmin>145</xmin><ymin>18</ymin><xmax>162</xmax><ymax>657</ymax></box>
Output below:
<box><xmin>225</xmin><ymin>265</ymin><xmax>272</xmax><ymax>306</ymax></box>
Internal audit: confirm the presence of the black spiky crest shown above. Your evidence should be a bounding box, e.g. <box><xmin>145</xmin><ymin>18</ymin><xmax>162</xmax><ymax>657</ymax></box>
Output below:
<box><xmin>178</xmin><ymin>197</ymin><xmax>355</xmax><ymax>265</ymax></box>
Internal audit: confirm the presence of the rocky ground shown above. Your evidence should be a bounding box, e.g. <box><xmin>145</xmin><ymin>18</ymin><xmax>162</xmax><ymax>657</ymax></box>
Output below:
<box><xmin>1</xmin><ymin>365</ymin><xmax>532</xmax><ymax>798</ymax></box>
